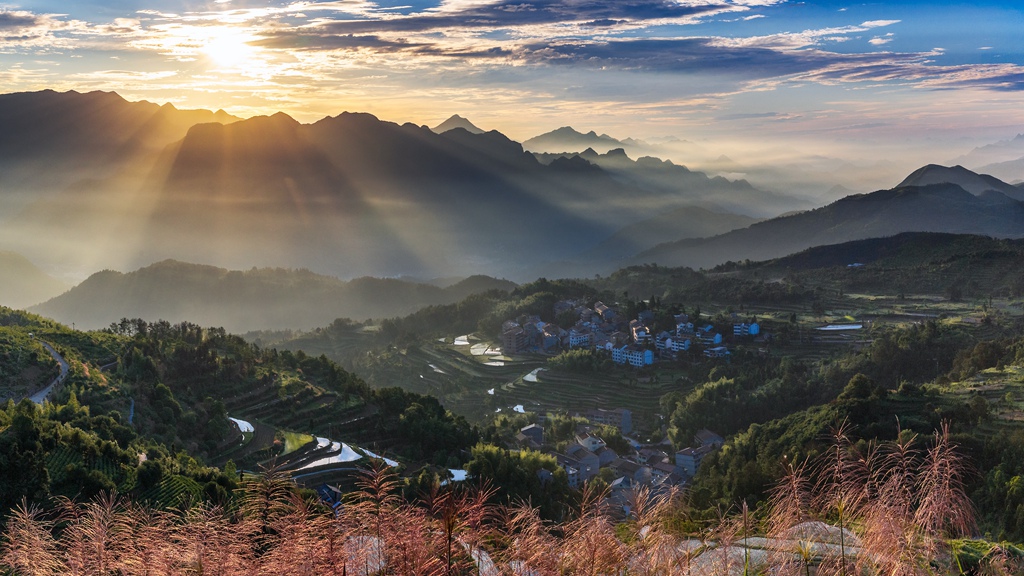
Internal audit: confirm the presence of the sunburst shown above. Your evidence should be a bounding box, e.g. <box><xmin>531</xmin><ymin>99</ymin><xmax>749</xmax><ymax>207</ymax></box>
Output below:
<box><xmin>202</xmin><ymin>28</ymin><xmax>260</xmax><ymax>69</ymax></box>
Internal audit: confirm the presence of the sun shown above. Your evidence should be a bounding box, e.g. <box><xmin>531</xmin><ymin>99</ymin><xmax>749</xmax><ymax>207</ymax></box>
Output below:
<box><xmin>202</xmin><ymin>28</ymin><xmax>260</xmax><ymax>69</ymax></box>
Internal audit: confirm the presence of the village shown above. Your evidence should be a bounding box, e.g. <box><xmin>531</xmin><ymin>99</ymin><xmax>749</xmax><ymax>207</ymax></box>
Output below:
<box><xmin>513</xmin><ymin>409</ymin><xmax>725</xmax><ymax>506</ymax></box>
<box><xmin>490</xmin><ymin>299</ymin><xmax>765</xmax><ymax>501</ymax></box>
<box><xmin>500</xmin><ymin>298</ymin><xmax>764</xmax><ymax>367</ymax></box>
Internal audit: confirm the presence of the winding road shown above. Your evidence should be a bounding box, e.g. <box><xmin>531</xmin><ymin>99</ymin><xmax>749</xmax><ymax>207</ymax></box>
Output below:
<box><xmin>29</xmin><ymin>342</ymin><xmax>70</xmax><ymax>405</ymax></box>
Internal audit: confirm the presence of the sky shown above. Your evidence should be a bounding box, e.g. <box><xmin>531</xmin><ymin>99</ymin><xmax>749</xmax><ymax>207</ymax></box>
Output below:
<box><xmin>2</xmin><ymin>0</ymin><xmax>1024</xmax><ymax>158</ymax></box>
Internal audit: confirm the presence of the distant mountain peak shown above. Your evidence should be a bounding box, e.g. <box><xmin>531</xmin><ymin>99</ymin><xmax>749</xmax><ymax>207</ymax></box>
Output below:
<box><xmin>897</xmin><ymin>163</ymin><xmax>1023</xmax><ymax>199</ymax></box>
<box><xmin>523</xmin><ymin>126</ymin><xmax>625</xmax><ymax>153</ymax></box>
<box><xmin>432</xmin><ymin>114</ymin><xmax>484</xmax><ymax>134</ymax></box>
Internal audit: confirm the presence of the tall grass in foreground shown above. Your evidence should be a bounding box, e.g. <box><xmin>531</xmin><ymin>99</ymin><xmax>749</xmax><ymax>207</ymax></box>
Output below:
<box><xmin>1</xmin><ymin>425</ymin><xmax>1020</xmax><ymax>575</ymax></box>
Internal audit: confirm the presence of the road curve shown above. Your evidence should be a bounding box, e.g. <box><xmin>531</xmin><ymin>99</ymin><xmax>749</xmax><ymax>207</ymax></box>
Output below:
<box><xmin>29</xmin><ymin>342</ymin><xmax>70</xmax><ymax>405</ymax></box>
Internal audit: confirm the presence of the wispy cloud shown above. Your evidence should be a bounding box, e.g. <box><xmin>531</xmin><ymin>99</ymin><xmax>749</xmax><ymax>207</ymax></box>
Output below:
<box><xmin>1</xmin><ymin>0</ymin><xmax>1022</xmax><ymax>150</ymax></box>
<box><xmin>869</xmin><ymin>33</ymin><xmax>894</xmax><ymax>46</ymax></box>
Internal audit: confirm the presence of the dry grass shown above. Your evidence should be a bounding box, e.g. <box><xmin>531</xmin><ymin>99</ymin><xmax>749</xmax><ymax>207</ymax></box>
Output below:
<box><xmin>1</xmin><ymin>424</ymin><xmax>1015</xmax><ymax>575</ymax></box>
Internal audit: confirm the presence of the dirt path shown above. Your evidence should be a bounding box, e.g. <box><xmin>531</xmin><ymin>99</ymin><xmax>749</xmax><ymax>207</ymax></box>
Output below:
<box><xmin>29</xmin><ymin>342</ymin><xmax>70</xmax><ymax>404</ymax></box>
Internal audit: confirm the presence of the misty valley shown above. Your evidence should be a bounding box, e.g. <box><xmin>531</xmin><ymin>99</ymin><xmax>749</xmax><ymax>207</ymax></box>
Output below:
<box><xmin>3</xmin><ymin>89</ymin><xmax>1024</xmax><ymax>574</ymax></box>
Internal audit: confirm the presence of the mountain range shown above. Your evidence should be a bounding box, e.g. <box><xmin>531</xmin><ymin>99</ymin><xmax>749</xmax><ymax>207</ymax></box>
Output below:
<box><xmin>953</xmin><ymin>134</ymin><xmax>1024</xmax><ymax>183</ymax></box>
<box><xmin>3</xmin><ymin>89</ymin><xmax>1024</xmax><ymax>288</ymax></box>
<box><xmin>0</xmin><ymin>89</ymin><xmax>237</xmax><ymax>219</ymax></box>
<box><xmin>523</xmin><ymin>126</ymin><xmax>628</xmax><ymax>154</ymax></box>
<box><xmin>634</xmin><ymin>165</ymin><xmax>1024</xmax><ymax>270</ymax></box>
<box><xmin>0</xmin><ymin>89</ymin><xmax>795</xmax><ymax>281</ymax></box>
<box><xmin>29</xmin><ymin>260</ymin><xmax>516</xmax><ymax>332</ymax></box>
<box><xmin>533</xmin><ymin>148</ymin><xmax>803</xmax><ymax>217</ymax></box>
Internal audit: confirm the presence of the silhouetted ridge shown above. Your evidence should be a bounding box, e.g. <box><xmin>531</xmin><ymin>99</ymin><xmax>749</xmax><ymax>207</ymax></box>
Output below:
<box><xmin>30</xmin><ymin>260</ymin><xmax>517</xmax><ymax>332</ymax></box>
<box><xmin>431</xmin><ymin>114</ymin><xmax>484</xmax><ymax>134</ymax></box>
<box><xmin>897</xmin><ymin>164</ymin><xmax>1024</xmax><ymax>200</ymax></box>
<box><xmin>632</xmin><ymin>168</ymin><xmax>1024</xmax><ymax>270</ymax></box>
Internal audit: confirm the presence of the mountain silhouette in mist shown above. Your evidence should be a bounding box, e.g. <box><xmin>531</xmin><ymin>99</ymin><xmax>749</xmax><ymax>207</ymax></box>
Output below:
<box><xmin>523</xmin><ymin>126</ymin><xmax>626</xmax><ymax>154</ymax></box>
<box><xmin>634</xmin><ymin>166</ymin><xmax>1024</xmax><ymax>270</ymax></box>
<box><xmin>898</xmin><ymin>164</ymin><xmax>1024</xmax><ymax>200</ymax></box>
<box><xmin>0</xmin><ymin>251</ymin><xmax>69</xmax><ymax>309</ymax></box>
<box><xmin>2</xmin><ymin>90</ymin><xmax>793</xmax><ymax>281</ymax></box>
<box><xmin>535</xmin><ymin>148</ymin><xmax>806</xmax><ymax>218</ymax></box>
<box><xmin>431</xmin><ymin>114</ymin><xmax>484</xmax><ymax>134</ymax></box>
<box><xmin>30</xmin><ymin>260</ymin><xmax>516</xmax><ymax>332</ymax></box>
<box><xmin>0</xmin><ymin>90</ymin><xmax>237</xmax><ymax>197</ymax></box>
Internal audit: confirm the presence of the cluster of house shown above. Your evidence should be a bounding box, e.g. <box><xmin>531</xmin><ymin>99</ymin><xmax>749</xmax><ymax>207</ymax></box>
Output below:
<box><xmin>516</xmin><ymin>413</ymin><xmax>724</xmax><ymax>498</ymax></box>
<box><xmin>501</xmin><ymin>299</ymin><xmax>761</xmax><ymax>367</ymax></box>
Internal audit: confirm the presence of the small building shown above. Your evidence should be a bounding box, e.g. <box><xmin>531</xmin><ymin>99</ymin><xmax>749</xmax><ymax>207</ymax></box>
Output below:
<box><xmin>520</xmin><ymin>423</ymin><xmax>544</xmax><ymax>445</ymax></box>
<box><xmin>638</xmin><ymin>447</ymin><xmax>669</xmax><ymax>465</ymax></box>
<box><xmin>654</xmin><ymin>331</ymin><xmax>673</xmax><ymax>351</ymax></box>
<box><xmin>568</xmin><ymin>327</ymin><xmax>592</xmax><ymax>349</ymax></box>
<box><xmin>696</xmin><ymin>325</ymin><xmax>723</xmax><ymax>345</ymax></box>
<box><xmin>502</xmin><ymin>324</ymin><xmax>527</xmax><ymax>354</ymax></box>
<box><xmin>515</xmin><ymin>432</ymin><xmax>540</xmax><ymax>450</ymax></box>
<box><xmin>575</xmin><ymin>432</ymin><xmax>607</xmax><ymax>453</ymax></box>
<box><xmin>594</xmin><ymin>446</ymin><xmax>619</xmax><ymax>467</ymax></box>
<box><xmin>629</xmin><ymin>319</ymin><xmax>651</xmax><ymax>343</ymax></box>
<box><xmin>651</xmin><ymin>461</ymin><xmax>685</xmax><ymax>485</ymax></box>
<box><xmin>554</xmin><ymin>453</ymin><xmax>581</xmax><ymax>488</ymax></box>
<box><xmin>659</xmin><ymin>334</ymin><xmax>691</xmax><ymax>354</ymax></box>
<box><xmin>566</xmin><ymin>444</ymin><xmax>600</xmax><ymax>480</ymax></box>
<box><xmin>610</xmin><ymin>458</ymin><xmax>652</xmax><ymax>485</ymax></box>
<box><xmin>669</xmin><ymin>338</ymin><xmax>691</xmax><ymax>353</ymax></box>
<box><xmin>579</xmin><ymin>308</ymin><xmax>594</xmax><ymax>323</ymax></box>
<box><xmin>612</xmin><ymin>344</ymin><xmax>654</xmax><ymax>367</ymax></box>
<box><xmin>594</xmin><ymin>301</ymin><xmax>615</xmax><ymax>322</ymax></box>
<box><xmin>521</xmin><ymin>317</ymin><xmax>543</xmax><ymax>345</ymax></box>
<box><xmin>584</xmin><ymin>407</ymin><xmax>633</xmax><ymax>434</ymax></box>
<box><xmin>675</xmin><ymin>445</ymin><xmax>715</xmax><ymax>477</ymax></box>
<box><xmin>694</xmin><ymin>429</ymin><xmax>724</xmax><ymax>448</ymax></box>
<box><xmin>540</xmin><ymin>324</ymin><xmax>565</xmax><ymax>351</ymax></box>
<box><xmin>703</xmin><ymin>346</ymin><xmax>730</xmax><ymax>358</ymax></box>
<box><xmin>733</xmin><ymin>322</ymin><xmax>761</xmax><ymax>336</ymax></box>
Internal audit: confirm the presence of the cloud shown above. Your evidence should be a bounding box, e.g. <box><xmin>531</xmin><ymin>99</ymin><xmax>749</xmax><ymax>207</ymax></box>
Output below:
<box><xmin>314</xmin><ymin>0</ymin><xmax>730</xmax><ymax>35</ymax></box>
<box><xmin>95</xmin><ymin>18</ymin><xmax>143</xmax><ymax>35</ymax></box>
<box><xmin>253</xmin><ymin>32</ymin><xmax>423</xmax><ymax>52</ymax></box>
<box><xmin>717</xmin><ymin>111</ymin><xmax>799</xmax><ymax>121</ymax></box>
<box><xmin>0</xmin><ymin>10</ymin><xmax>40</xmax><ymax>30</ymax></box>
<box><xmin>869</xmin><ymin>33</ymin><xmax>893</xmax><ymax>46</ymax></box>
<box><xmin>713</xmin><ymin>19</ymin><xmax>901</xmax><ymax>50</ymax></box>
<box><xmin>517</xmin><ymin>37</ymin><xmax>916</xmax><ymax>79</ymax></box>
<box><xmin>861</xmin><ymin>20</ymin><xmax>900</xmax><ymax>28</ymax></box>
<box><xmin>0</xmin><ymin>9</ymin><xmax>80</xmax><ymax>49</ymax></box>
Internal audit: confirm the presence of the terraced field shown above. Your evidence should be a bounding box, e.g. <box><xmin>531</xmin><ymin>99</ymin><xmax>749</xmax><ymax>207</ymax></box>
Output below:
<box><xmin>944</xmin><ymin>365</ymin><xmax>1024</xmax><ymax>432</ymax></box>
<box><xmin>219</xmin><ymin>374</ymin><xmax>365</xmax><ymax>438</ymax></box>
<box><xmin>212</xmin><ymin>421</ymin><xmax>276</xmax><ymax>468</ymax></box>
